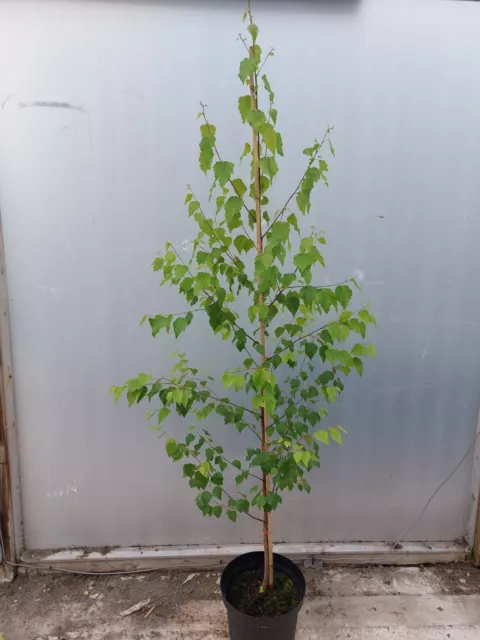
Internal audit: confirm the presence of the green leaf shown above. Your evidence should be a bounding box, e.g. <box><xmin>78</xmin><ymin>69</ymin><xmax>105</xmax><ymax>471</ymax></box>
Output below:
<box><xmin>293</xmin><ymin>252</ymin><xmax>315</xmax><ymax>273</ymax></box>
<box><xmin>240</xmin><ymin>142</ymin><xmax>251</xmax><ymax>161</ymax></box>
<box><xmin>299</xmin><ymin>285</ymin><xmax>316</xmax><ymax>306</ymax></box>
<box><xmin>329</xmin><ymin>426</ymin><xmax>343</xmax><ymax>445</ymax></box>
<box><xmin>197</xmin><ymin>403</ymin><xmax>215</xmax><ymax>420</ymax></box>
<box><xmin>173</xmin><ymin>315</ymin><xmax>190</xmax><ymax>338</ymax></box>
<box><xmin>214</xmin><ymin>161</ymin><xmax>234</xmax><ymax>187</ymax></box>
<box><xmin>200</xmin><ymin>123</ymin><xmax>216</xmax><ymax>138</ymax></box>
<box><xmin>252</xmin><ymin>394</ymin><xmax>264</xmax><ymax>411</ymax></box>
<box><xmin>248</xmin><ymin>22</ymin><xmax>259</xmax><ymax>43</ymax></box>
<box><xmin>174</xmin><ymin>264</ymin><xmax>189</xmax><ymax>280</ymax></box>
<box><xmin>325</xmin><ymin>386</ymin><xmax>338</xmax><ymax>403</ymax></box>
<box><xmin>188</xmin><ymin>200</ymin><xmax>200</xmax><ymax>216</ymax></box>
<box><xmin>351</xmin><ymin>343</ymin><xmax>371</xmax><ymax>357</ymax></box>
<box><xmin>238</xmin><ymin>96</ymin><xmax>251</xmax><ymax>123</ymax></box>
<box><xmin>348</xmin><ymin>318</ymin><xmax>366</xmax><ymax>339</ymax></box>
<box><xmin>149</xmin><ymin>314</ymin><xmax>172</xmax><ymax>337</ymax></box>
<box><xmin>248</xmin><ymin>109</ymin><xmax>266</xmax><ymax>132</ymax></box>
<box><xmin>269</xmin><ymin>221</ymin><xmax>290</xmax><ymax>246</ymax></box>
<box><xmin>231</xmin><ymin>177</ymin><xmax>247</xmax><ymax>199</ymax></box>
<box><xmin>328</xmin><ymin>323</ymin><xmax>350</xmax><ymax>342</ymax></box>
<box><xmin>285</xmin><ymin>293</ymin><xmax>300</xmax><ymax>316</ymax></box>
<box><xmin>252</xmin><ymin>44</ymin><xmax>262</xmax><ymax>63</ymax></box>
<box><xmin>157</xmin><ymin>407</ymin><xmax>171</xmax><ymax>424</ymax></box>
<box><xmin>199</xmin><ymin>144</ymin><xmax>214</xmax><ymax>173</ymax></box>
<box><xmin>335</xmin><ymin>285</ymin><xmax>353</xmax><ymax>309</ymax></box>
<box><xmin>293</xmin><ymin>451</ymin><xmax>310</xmax><ymax>466</ymax></box>
<box><xmin>276</xmin><ymin>133</ymin><xmax>284</xmax><ymax>156</ymax></box>
<box><xmin>262</xmin><ymin>74</ymin><xmax>274</xmax><ymax>103</ymax></box>
<box><xmin>238</xmin><ymin>57</ymin><xmax>257</xmax><ymax>83</ymax></box>
<box><xmin>305</xmin><ymin>342</ymin><xmax>317</xmax><ymax>360</ymax></box>
<box><xmin>222</xmin><ymin>372</ymin><xmax>235</xmax><ymax>389</ymax></box>
<box><xmin>234</xmin><ymin>328</ymin><xmax>247</xmax><ymax>351</ymax></box>
<box><xmin>358</xmin><ymin>309</ymin><xmax>377</xmax><ymax>327</ymax></box>
<box><xmin>254</xmin><ymin>252</ymin><xmax>273</xmax><ymax>276</ymax></box>
<box><xmin>352</xmin><ymin>357</ymin><xmax>363</xmax><ymax>376</ymax></box>
<box><xmin>180</xmin><ymin>277</ymin><xmax>194</xmax><ymax>294</ymax></box>
<box><xmin>296</xmin><ymin>190</ymin><xmax>309</xmax><ymax>214</ymax></box>
<box><xmin>260</xmin><ymin>123</ymin><xmax>277</xmax><ymax>154</ymax></box>
<box><xmin>212</xmin><ymin>505</ymin><xmax>222</xmax><ymax>518</ymax></box>
<box><xmin>259</xmin><ymin>156</ymin><xmax>278</xmax><ymax>180</ymax></box>
<box><xmin>236</xmin><ymin>498</ymin><xmax>250</xmax><ymax>513</ymax></box>
<box><xmin>183</xmin><ymin>463</ymin><xmax>196</xmax><ymax>478</ymax></box>
<box><xmin>231</xmin><ymin>459</ymin><xmax>242</xmax><ymax>469</ymax></box>
<box><xmin>269</xmin><ymin>108</ymin><xmax>278</xmax><ymax>124</ymax></box>
<box><xmin>303</xmin><ymin>145</ymin><xmax>318</xmax><ymax>157</ymax></box>
<box><xmin>197</xmin><ymin>490</ymin><xmax>212</xmax><ymax>507</ymax></box>
<box><xmin>300</xmin><ymin>237</ymin><xmax>314</xmax><ymax>252</ymax></box>
<box><xmin>296</xmin><ymin>166</ymin><xmax>324</xmax><ymax>214</ymax></box>
<box><xmin>227</xmin><ymin>509</ymin><xmax>237</xmax><ymax>522</ymax></box>
<box><xmin>234</xmin><ymin>235</ymin><xmax>255</xmax><ymax>254</ymax></box>
<box><xmin>225</xmin><ymin>196</ymin><xmax>243</xmax><ymax>230</ymax></box>
<box><xmin>314</xmin><ymin>430</ymin><xmax>330</xmax><ymax>445</ymax></box>
<box><xmin>152</xmin><ymin>257</ymin><xmax>164</xmax><ymax>272</ymax></box>
<box><xmin>233</xmin><ymin>375</ymin><xmax>245</xmax><ymax>392</ymax></box>
<box><xmin>109</xmin><ymin>385</ymin><xmax>126</xmax><ymax>403</ymax></box>
<box><xmin>211</xmin><ymin>472</ymin><xmax>224</xmax><ymax>486</ymax></box>
<box><xmin>165</xmin><ymin>439</ymin><xmax>178</xmax><ymax>457</ymax></box>
<box><xmin>199</xmin><ymin>124</ymin><xmax>216</xmax><ymax>173</ymax></box>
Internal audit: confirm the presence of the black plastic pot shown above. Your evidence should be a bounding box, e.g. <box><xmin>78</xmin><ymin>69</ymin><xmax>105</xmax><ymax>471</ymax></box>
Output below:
<box><xmin>220</xmin><ymin>551</ymin><xmax>306</xmax><ymax>640</ymax></box>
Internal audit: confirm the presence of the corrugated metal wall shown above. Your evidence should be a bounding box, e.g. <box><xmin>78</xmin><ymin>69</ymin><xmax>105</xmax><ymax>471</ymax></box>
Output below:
<box><xmin>0</xmin><ymin>0</ymin><xmax>479</xmax><ymax>550</ymax></box>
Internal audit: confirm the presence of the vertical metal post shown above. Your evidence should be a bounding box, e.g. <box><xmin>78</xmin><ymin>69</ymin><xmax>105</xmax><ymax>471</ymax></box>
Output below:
<box><xmin>0</xmin><ymin>211</ymin><xmax>22</xmax><ymax>578</ymax></box>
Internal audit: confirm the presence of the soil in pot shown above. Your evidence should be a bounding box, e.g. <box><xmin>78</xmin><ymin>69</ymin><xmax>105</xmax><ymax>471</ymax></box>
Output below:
<box><xmin>227</xmin><ymin>568</ymin><xmax>300</xmax><ymax>617</ymax></box>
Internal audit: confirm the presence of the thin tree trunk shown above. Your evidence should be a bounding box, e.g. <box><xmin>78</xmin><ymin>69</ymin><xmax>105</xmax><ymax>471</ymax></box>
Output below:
<box><xmin>249</xmin><ymin>45</ymin><xmax>274</xmax><ymax>590</ymax></box>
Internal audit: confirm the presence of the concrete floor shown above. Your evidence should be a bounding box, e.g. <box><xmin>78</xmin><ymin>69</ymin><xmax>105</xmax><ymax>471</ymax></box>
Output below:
<box><xmin>1</xmin><ymin>564</ymin><xmax>480</xmax><ymax>639</ymax></box>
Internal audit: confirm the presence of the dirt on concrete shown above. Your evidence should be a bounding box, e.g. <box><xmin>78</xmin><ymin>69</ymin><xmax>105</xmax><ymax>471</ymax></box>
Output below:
<box><xmin>1</xmin><ymin>564</ymin><xmax>480</xmax><ymax>640</ymax></box>
<box><xmin>0</xmin><ymin>568</ymin><xmax>223</xmax><ymax>639</ymax></box>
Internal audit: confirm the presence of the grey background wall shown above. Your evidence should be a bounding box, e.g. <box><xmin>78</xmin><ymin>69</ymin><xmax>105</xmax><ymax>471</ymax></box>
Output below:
<box><xmin>0</xmin><ymin>0</ymin><xmax>479</xmax><ymax>550</ymax></box>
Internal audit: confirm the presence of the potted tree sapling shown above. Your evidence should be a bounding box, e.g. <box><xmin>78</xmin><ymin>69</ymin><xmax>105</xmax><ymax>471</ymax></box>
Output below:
<box><xmin>111</xmin><ymin>2</ymin><xmax>375</xmax><ymax>638</ymax></box>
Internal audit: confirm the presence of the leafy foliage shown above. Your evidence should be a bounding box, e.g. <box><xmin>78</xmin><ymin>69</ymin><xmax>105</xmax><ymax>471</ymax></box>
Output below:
<box><xmin>111</xmin><ymin>8</ymin><xmax>375</xmax><ymax>530</ymax></box>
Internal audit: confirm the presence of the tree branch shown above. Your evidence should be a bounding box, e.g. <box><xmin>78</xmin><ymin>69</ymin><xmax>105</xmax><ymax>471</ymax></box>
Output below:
<box><xmin>200</xmin><ymin>104</ymin><xmax>256</xmax><ymax>228</ymax></box>
<box><xmin>187</xmin><ymin>184</ymin><xmax>242</xmax><ymax>265</ymax></box>
<box><xmin>266</xmin><ymin>307</ymin><xmax>365</xmax><ymax>362</ymax></box>
<box><xmin>267</xmin><ymin>278</ymin><xmax>352</xmax><ymax>309</ymax></box>
<box><xmin>169</xmin><ymin>245</ymin><xmax>260</xmax><ymax>365</ymax></box>
<box><xmin>247</xmin><ymin>0</ymin><xmax>253</xmax><ymax>24</ymax></box>
<box><xmin>221</xmin><ymin>487</ymin><xmax>264</xmax><ymax>523</ymax></box>
<box><xmin>187</xmin><ymin>448</ymin><xmax>263</xmax><ymax>522</ymax></box>
<box><xmin>262</xmin><ymin>127</ymin><xmax>331</xmax><ymax>238</ymax></box>
<box><xmin>258</xmin><ymin>48</ymin><xmax>275</xmax><ymax>76</ymax></box>
<box><xmin>285</xmin><ymin>279</ymin><xmax>351</xmax><ymax>291</ymax></box>
<box><xmin>160</xmin><ymin>377</ymin><xmax>258</xmax><ymax>419</ymax></box>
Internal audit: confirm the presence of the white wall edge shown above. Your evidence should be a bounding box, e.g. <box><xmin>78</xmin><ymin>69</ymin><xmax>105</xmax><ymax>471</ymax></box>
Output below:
<box><xmin>22</xmin><ymin>541</ymin><xmax>469</xmax><ymax>573</ymax></box>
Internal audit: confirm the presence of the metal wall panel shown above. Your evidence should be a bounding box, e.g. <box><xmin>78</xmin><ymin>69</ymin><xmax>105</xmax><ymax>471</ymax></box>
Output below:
<box><xmin>0</xmin><ymin>0</ymin><xmax>479</xmax><ymax>549</ymax></box>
